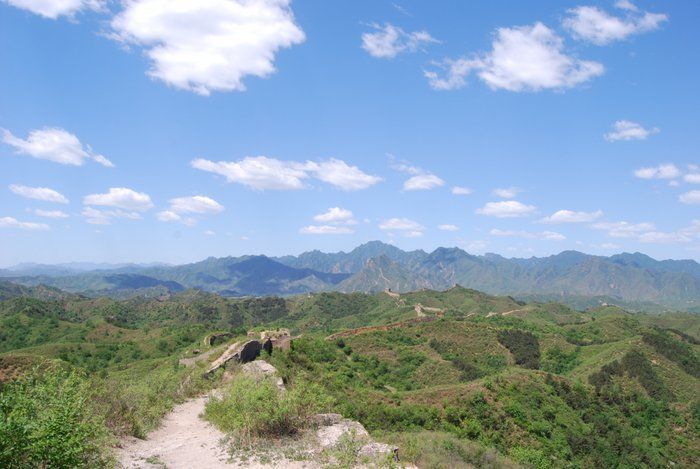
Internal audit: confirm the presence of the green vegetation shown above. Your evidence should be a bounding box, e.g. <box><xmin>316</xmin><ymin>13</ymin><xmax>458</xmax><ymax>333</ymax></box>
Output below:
<box><xmin>205</xmin><ymin>375</ymin><xmax>330</xmax><ymax>441</ymax></box>
<box><xmin>0</xmin><ymin>283</ymin><xmax>697</xmax><ymax>467</ymax></box>
<box><xmin>497</xmin><ymin>329</ymin><xmax>540</xmax><ymax>369</ymax></box>
<box><xmin>0</xmin><ymin>366</ymin><xmax>110</xmax><ymax>468</ymax></box>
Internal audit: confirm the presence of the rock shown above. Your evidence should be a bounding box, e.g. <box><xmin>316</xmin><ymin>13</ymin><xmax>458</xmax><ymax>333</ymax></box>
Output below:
<box><xmin>316</xmin><ymin>419</ymin><xmax>369</xmax><ymax>449</ymax></box>
<box><xmin>241</xmin><ymin>360</ymin><xmax>285</xmax><ymax>391</ymax></box>
<box><xmin>312</xmin><ymin>413</ymin><xmax>344</xmax><ymax>426</ymax></box>
<box><xmin>359</xmin><ymin>442</ymin><xmax>399</xmax><ymax>461</ymax></box>
<box><xmin>205</xmin><ymin>339</ymin><xmax>265</xmax><ymax>376</ymax></box>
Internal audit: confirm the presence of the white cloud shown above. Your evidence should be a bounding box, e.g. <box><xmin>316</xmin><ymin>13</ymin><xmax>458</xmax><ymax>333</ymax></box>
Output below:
<box><xmin>1</xmin><ymin>127</ymin><xmax>113</xmax><ymax>167</ymax></box>
<box><xmin>680</xmin><ymin>190</ymin><xmax>700</xmax><ymax>205</ymax></box>
<box><xmin>438</xmin><ymin>224</ymin><xmax>459</xmax><ymax>232</ymax></box>
<box><xmin>9</xmin><ymin>184</ymin><xmax>69</xmax><ymax>204</ymax></box>
<box><xmin>33</xmin><ymin>209</ymin><xmax>69</xmax><ymax>218</ymax></box>
<box><xmin>425</xmin><ymin>22</ymin><xmax>603</xmax><ymax>92</ymax></box>
<box><xmin>83</xmin><ymin>187</ymin><xmax>153</xmax><ymax>212</ymax></box>
<box><xmin>204</xmin><ymin>230</ymin><xmax>216</xmax><ymax>236</ymax></box>
<box><xmin>633</xmin><ymin>163</ymin><xmax>680</xmax><ymax>180</ymax></box>
<box><xmin>379</xmin><ymin>218</ymin><xmax>425</xmax><ymax>237</ymax></box>
<box><xmin>168</xmin><ymin>196</ymin><xmax>224</xmax><ymax>214</ymax></box>
<box><xmin>476</xmin><ymin>200</ymin><xmax>536</xmax><ymax>218</ymax></box>
<box><xmin>638</xmin><ymin>231</ymin><xmax>691</xmax><ymax>244</ymax></box>
<box><xmin>157</xmin><ymin>195</ymin><xmax>223</xmax><ymax>225</ymax></box>
<box><xmin>361</xmin><ymin>23</ymin><xmax>438</xmax><ymax>59</ymax></box>
<box><xmin>81</xmin><ymin>207</ymin><xmax>142</xmax><ymax>225</ymax></box>
<box><xmin>299</xmin><ymin>225</ymin><xmax>354</xmax><ymax>235</ymax></box>
<box><xmin>492</xmin><ymin>187</ymin><xmax>520</xmax><ymax>198</ymax></box>
<box><xmin>451</xmin><ymin>186</ymin><xmax>473</xmax><ymax>195</ymax></box>
<box><xmin>156</xmin><ymin>210</ymin><xmax>183</xmax><ymax>222</ymax></box>
<box><xmin>540</xmin><ymin>209</ymin><xmax>603</xmax><ymax>224</ymax></box>
<box><xmin>109</xmin><ymin>0</ymin><xmax>305</xmax><ymax>96</ymax></box>
<box><xmin>403</xmin><ymin>173</ymin><xmax>445</xmax><ymax>191</ymax></box>
<box><xmin>685</xmin><ymin>173</ymin><xmax>700</xmax><ymax>184</ymax></box>
<box><xmin>313</xmin><ymin>207</ymin><xmax>356</xmax><ymax>225</ymax></box>
<box><xmin>605</xmin><ymin>120</ymin><xmax>659</xmax><ymax>142</ymax></box>
<box><xmin>305</xmin><ymin>158</ymin><xmax>382</xmax><ymax>191</ymax></box>
<box><xmin>390</xmin><ymin>157</ymin><xmax>443</xmax><ymax>191</ymax></box>
<box><xmin>191</xmin><ymin>156</ymin><xmax>380</xmax><ymax>191</ymax></box>
<box><xmin>563</xmin><ymin>3</ymin><xmax>668</xmax><ymax>45</ymax></box>
<box><xmin>490</xmin><ymin>228</ymin><xmax>565</xmax><ymax>241</ymax></box>
<box><xmin>592</xmin><ymin>220</ymin><xmax>655</xmax><ymax>238</ymax></box>
<box><xmin>4</xmin><ymin>0</ymin><xmax>104</xmax><ymax>19</ymax></box>
<box><xmin>0</xmin><ymin>216</ymin><xmax>49</xmax><ymax>230</ymax></box>
<box><xmin>301</xmin><ymin>207</ymin><xmax>357</xmax><ymax>235</ymax></box>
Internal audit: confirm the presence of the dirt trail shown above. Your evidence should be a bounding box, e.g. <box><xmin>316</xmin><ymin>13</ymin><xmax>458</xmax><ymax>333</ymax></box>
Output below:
<box><xmin>116</xmin><ymin>394</ymin><xmax>316</xmax><ymax>468</ymax></box>
<box><xmin>116</xmin><ymin>395</ymin><xmax>229</xmax><ymax>468</ymax></box>
<box><xmin>178</xmin><ymin>344</ymin><xmax>227</xmax><ymax>367</ymax></box>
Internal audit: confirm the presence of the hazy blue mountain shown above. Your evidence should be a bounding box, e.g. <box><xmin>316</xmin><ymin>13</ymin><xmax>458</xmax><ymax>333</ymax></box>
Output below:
<box><xmin>5</xmin><ymin>242</ymin><xmax>700</xmax><ymax>309</ymax></box>
<box><xmin>276</xmin><ymin>240</ymin><xmax>428</xmax><ymax>273</ymax></box>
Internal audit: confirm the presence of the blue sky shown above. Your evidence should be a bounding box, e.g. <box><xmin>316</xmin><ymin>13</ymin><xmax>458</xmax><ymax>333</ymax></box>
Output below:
<box><xmin>1</xmin><ymin>0</ymin><xmax>699</xmax><ymax>266</ymax></box>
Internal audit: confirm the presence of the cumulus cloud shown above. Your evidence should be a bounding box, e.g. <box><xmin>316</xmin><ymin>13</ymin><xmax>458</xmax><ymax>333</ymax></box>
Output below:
<box><xmin>540</xmin><ymin>209</ymin><xmax>603</xmax><ymax>224</ymax></box>
<box><xmin>313</xmin><ymin>207</ymin><xmax>356</xmax><ymax>225</ymax></box>
<box><xmin>490</xmin><ymin>228</ymin><xmax>565</xmax><ymax>241</ymax></box>
<box><xmin>9</xmin><ymin>184</ymin><xmax>69</xmax><ymax>204</ymax></box>
<box><xmin>425</xmin><ymin>22</ymin><xmax>603</xmax><ymax>92</ymax></box>
<box><xmin>492</xmin><ymin>187</ymin><xmax>520</xmax><ymax>198</ymax></box>
<box><xmin>361</xmin><ymin>23</ymin><xmax>438</xmax><ymax>58</ymax></box>
<box><xmin>109</xmin><ymin>0</ymin><xmax>305</xmax><ymax>96</ymax></box>
<box><xmin>403</xmin><ymin>174</ymin><xmax>445</xmax><ymax>191</ymax></box>
<box><xmin>4</xmin><ymin>0</ymin><xmax>104</xmax><ymax>19</ymax></box>
<box><xmin>605</xmin><ymin>120</ymin><xmax>659</xmax><ymax>142</ymax></box>
<box><xmin>476</xmin><ymin>200</ymin><xmax>536</xmax><ymax>218</ymax></box>
<box><xmin>33</xmin><ymin>209</ymin><xmax>69</xmax><ymax>218</ymax></box>
<box><xmin>84</xmin><ymin>187</ymin><xmax>153</xmax><ymax>212</ymax></box>
<box><xmin>305</xmin><ymin>159</ymin><xmax>383</xmax><ymax>191</ymax></box>
<box><xmin>191</xmin><ymin>156</ymin><xmax>380</xmax><ymax>191</ymax></box>
<box><xmin>592</xmin><ymin>220</ymin><xmax>655</xmax><ymax>238</ymax></box>
<box><xmin>680</xmin><ymin>190</ymin><xmax>700</xmax><ymax>205</ymax></box>
<box><xmin>379</xmin><ymin>217</ymin><xmax>425</xmax><ymax>237</ymax></box>
<box><xmin>633</xmin><ymin>163</ymin><xmax>680</xmax><ymax>180</ymax></box>
<box><xmin>0</xmin><ymin>216</ymin><xmax>49</xmax><ymax>230</ymax></box>
<box><xmin>438</xmin><ymin>224</ymin><xmax>459</xmax><ymax>232</ymax></box>
<box><xmin>563</xmin><ymin>3</ymin><xmax>668</xmax><ymax>45</ymax></box>
<box><xmin>157</xmin><ymin>195</ymin><xmax>224</xmax><ymax>225</ymax></box>
<box><xmin>685</xmin><ymin>173</ymin><xmax>700</xmax><ymax>184</ymax></box>
<box><xmin>390</xmin><ymin>157</ymin><xmax>443</xmax><ymax>191</ymax></box>
<box><xmin>451</xmin><ymin>186</ymin><xmax>473</xmax><ymax>195</ymax></box>
<box><xmin>1</xmin><ymin>127</ymin><xmax>113</xmax><ymax>167</ymax></box>
<box><xmin>301</xmin><ymin>207</ymin><xmax>357</xmax><ymax>235</ymax></box>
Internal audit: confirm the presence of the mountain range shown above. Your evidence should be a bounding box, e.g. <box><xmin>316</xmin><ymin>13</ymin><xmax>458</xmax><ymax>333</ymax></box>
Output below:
<box><xmin>2</xmin><ymin>241</ymin><xmax>699</xmax><ymax>310</ymax></box>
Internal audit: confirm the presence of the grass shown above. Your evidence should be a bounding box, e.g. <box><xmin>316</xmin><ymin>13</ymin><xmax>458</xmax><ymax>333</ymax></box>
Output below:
<box><xmin>204</xmin><ymin>374</ymin><xmax>331</xmax><ymax>442</ymax></box>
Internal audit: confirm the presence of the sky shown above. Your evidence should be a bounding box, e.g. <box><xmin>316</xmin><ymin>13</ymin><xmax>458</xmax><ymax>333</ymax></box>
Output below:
<box><xmin>0</xmin><ymin>0</ymin><xmax>699</xmax><ymax>266</ymax></box>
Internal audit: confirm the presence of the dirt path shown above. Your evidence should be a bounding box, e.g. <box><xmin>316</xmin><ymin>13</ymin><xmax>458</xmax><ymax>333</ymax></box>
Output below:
<box><xmin>116</xmin><ymin>395</ymin><xmax>230</xmax><ymax>469</ymax></box>
<box><xmin>178</xmin><ymin>344</ymin><xmax>227</xmax><ymax>367</ymax></box>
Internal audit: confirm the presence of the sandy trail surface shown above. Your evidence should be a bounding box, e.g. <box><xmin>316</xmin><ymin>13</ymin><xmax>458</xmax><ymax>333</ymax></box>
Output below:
<box><xmin>116</xmin><ymin>395</ymin><xmax>230</xmax><ymax>469</ymax></box>
<box><xmin>115</xmin><ymin>393</ymin><xmax>317</xmax><ymax>468</ymax></box>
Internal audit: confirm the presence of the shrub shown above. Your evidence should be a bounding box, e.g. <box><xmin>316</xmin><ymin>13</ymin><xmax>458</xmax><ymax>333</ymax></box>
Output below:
<box><xmin>497</xmin><ymin>329</ymin><xmax>540</xmax><ymax>369</ymax></box>
<box><xmin>205</xmin><ymin>375</ymin><xmax>330</xmax><ymax>441</ymax></box>
<box><xmin>541</xmin><ymin>346</ymin><xmax>580</xmax><ymax>375</ymax></box>
<box><xmin>642</xmin><ymin>330</ymin><xmax>700</xmax><ymax>378</ymax></box>
<box><xmin>0</xmin><ymin>366</ymin><xmax>110</xmax><ymax>468</ymax></box>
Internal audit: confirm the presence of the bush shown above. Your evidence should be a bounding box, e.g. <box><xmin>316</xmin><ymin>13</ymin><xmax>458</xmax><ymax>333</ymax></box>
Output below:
<box><xmin>541</xmin><ymin>346</ymin><xmax>580</xmax><ymax>375</ymax></box>
<box><xmin>0</xmin><ymin>366</ymin><xmax>110</xmax><ymax>468</ymax></box>
<box><xmin>497</xmin><ymin>329</ymin><xmax>540</xmax><ymax>369</ymax></box>
<box><xmin>205</xmin><ymin>375</ymin><xmax>330</xmax><ymax>441</ymax></box>
<box><xmin>642</xmin><ymin>330</ymin><xmax>700</xmax><ymax>378</ymax></box>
